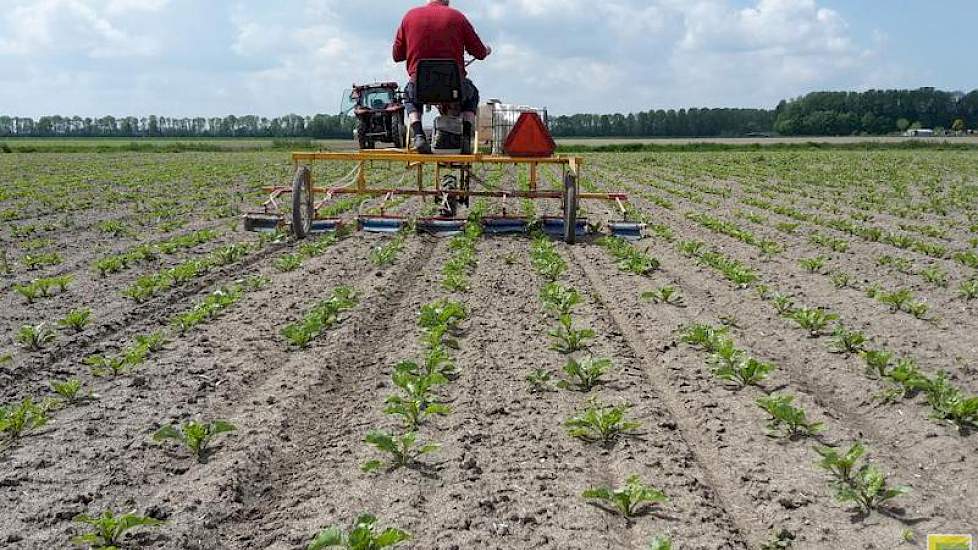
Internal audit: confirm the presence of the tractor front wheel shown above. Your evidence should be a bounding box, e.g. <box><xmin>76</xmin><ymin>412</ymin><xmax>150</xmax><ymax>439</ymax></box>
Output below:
<box><xmin>440</xmin><ymin>174</ymin><xmax>459</xmax><ymax>217</ymax></box>
<box><xmin>392</xmin><ymin>121</ymin><xmax>406</xmax><ymax>149</ymax></box>
<box><xmin>356</xmin><ymin>124</ymin><xmax>370</xmax><ymax>150</ymax></box>
<box><xmin>563</xmin><ymin>173</ymin><xmax>578</xmax><ymax>244</ymax></box>
<box><xmin>292</xmin><ymin>165</ymin><xmax>314</xmax><ymax>239</ymax></box>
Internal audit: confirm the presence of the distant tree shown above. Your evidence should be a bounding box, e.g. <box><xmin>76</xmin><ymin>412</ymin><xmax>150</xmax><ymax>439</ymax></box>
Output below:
<box><xmin>909</xmin><ymin>121</ymin><xmax>923</xmax><ymax>130</ymax></box>
<box><xmin>896</xmin><ymin>118</ymin><xmax>910</xmax><ymax>132</ymax></box>
<box><xmin>952</xmin><ymin>118</ymin><xmax>966</xmax><ymax>132</ymax></box>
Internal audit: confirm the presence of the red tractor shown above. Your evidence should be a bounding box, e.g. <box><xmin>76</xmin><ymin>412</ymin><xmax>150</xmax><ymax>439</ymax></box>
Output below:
<box><xmin>347</xmin><ymin>82</ymin><xmax>406</xmax><ymax>150</ymax></box>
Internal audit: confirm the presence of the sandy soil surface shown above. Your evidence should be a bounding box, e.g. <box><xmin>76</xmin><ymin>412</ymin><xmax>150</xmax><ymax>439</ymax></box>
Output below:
<box><xmin>2</xmin><ymin>150</ymin><xmax>977</xmax><ymax>549</ymax></box>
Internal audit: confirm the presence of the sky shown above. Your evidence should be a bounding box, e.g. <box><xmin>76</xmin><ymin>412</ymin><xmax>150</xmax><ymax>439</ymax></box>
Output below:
<box><xmin>0</xmin><ymin>0</ymin><xmax>975</xmax><ymax>117</ymax></box>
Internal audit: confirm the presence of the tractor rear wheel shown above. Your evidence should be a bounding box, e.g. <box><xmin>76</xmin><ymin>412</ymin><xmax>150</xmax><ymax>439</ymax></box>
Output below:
<box><xmin>563</xmin><ymin>173</ymin><xmax>578</xmax><ymax>244</ymax></box>
<box><xmin>292</xmin><ymin>165</ymin><xmax>314</xmax><ymax>239</ymax></box>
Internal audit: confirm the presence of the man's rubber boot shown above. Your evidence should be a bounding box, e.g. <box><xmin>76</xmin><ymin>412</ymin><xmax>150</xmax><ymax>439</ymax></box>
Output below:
<box><xmin>460</xmin><ymin>121</ymin><xmax>474</xmax><ymax>155</ymax></box>
<box><xmin>414</xmin><ymin>134</ymin><xmax>432</xmax><ymax>155</ymax></box>
<box><xmin>411</xmin><ymin>121</ymin><xmax>431</xmax><ymax>154</ymax></box>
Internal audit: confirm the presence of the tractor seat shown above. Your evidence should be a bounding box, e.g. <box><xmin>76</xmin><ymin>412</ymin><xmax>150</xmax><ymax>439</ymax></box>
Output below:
<box><xmin>415</xmin><ymin>59</ymin><xmax>462</xmax><ymax>104</ymax></box>
<box><xmin>371</xmin><ymin>99</ymin><xmax>386</xmax><ymax>109</ymax></box>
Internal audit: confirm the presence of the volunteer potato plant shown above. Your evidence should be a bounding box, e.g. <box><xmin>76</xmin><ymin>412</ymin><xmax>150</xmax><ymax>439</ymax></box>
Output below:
<box><xmin>384</xmin><ymin>366</ymin><xmax>450</xmax><ymax>430</ymax></box>
<box><xmin>829</xmin><ymin>325</ymin><xmax>867</xmax><ymax>354</ymax></box>
<box><xmin>599</xmin><ymin>236</ymin><xmax>660</xmax><ymax>275</ymax></box>
<box><xmin>923</xmin><ymin>372</ymin><xmax>978</xmax><ymax>430</ymax></box>
<box><xmin>790</xmin><ymin>307</ymin><xmax>838</xmax><ymax>337</ymax></box>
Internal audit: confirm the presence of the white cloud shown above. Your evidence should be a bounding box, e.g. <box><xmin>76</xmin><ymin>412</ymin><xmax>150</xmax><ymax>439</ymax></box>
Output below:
<box><xmin>0</xmin><ymin>0</ymin><xmax>910</xmax><ymax>116</ymax></box>
<box><xmin>105</xmin><ymin>0</ymin><xmax>169</xmax><ymax>15</ymax></box>
<box><xmin>0</xmin><ymin>0</ymin><xmax>161</xmax><ymax>57</ymax></box>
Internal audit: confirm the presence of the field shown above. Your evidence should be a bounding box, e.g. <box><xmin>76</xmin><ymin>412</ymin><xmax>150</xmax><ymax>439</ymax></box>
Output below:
<box><xmin>1</xmin><ymin>147</ymin><xmax>978</xmax><ymax>549</ymax></box>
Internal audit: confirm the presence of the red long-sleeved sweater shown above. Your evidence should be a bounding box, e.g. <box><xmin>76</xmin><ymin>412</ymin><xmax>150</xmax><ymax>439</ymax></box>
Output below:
<box><xmin>393</xmin><ymin>2</ymin><xmax>488</xmax><ymax>78</ymax></box>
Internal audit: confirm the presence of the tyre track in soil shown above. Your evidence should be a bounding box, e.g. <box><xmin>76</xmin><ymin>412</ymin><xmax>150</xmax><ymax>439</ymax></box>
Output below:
<box><xmin>603</xmin><ymin>183</ymin><xmax>978</xmax><ymax>532</ymax></box>
<box><xmin>437</xmin><ymin>238</ymin><xmax>746</xmax><ymax>550</ymax></box>
<box><xmin>0</xmin><ymin>233</ymin><xmax>422</xmax><ymax>548</ymax></box>
<box><xmin>399</xmin><ymin>237</ymin><xmax>625</xmax><ymax>550</ymax></box>
<box><xmin>136</xmin><ymin>235</ymin><xmax>442</xmax><ymax>550</ymax></box>
<box><xmin>562</xmin><ymin>243</ymin><xmax>787</xmax><ymax>548</ymax></box>
<box><xmin>0</xmin><ymin>237</ymin><xmax>296</xmax><ymax>401</ymax></box>
<box><xmin>572</xmin><ymin>242</ymin><xmax>975</xmax><ymax>547</ymax></box>
<box><xmin>147</xmin><ymin>233</ymin><xmax>747</xmax><ymax>550</ymax></box>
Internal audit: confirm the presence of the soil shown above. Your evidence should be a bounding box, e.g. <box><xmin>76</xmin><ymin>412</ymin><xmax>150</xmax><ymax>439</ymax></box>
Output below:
<box><xmin>2</xmin><ymin>150</ymin><xmax>977</xmax><ymax>550</ymax></box>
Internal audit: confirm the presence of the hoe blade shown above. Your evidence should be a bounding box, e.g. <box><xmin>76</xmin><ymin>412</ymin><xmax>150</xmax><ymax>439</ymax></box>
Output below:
<box><xmin>417</xmin><ymin>218</ymin><xmax>466</xmax><ymax>237</ymax></box>
<box><xmin>243</xmin><ymin>213</ymin><xmax>282</xmax><ymax>233</ymax></box>
<box><xmin>608</xmin><ymin>222</ymin><xmax>645</xmax><ymax>241</ymax></box>
<box><xmin>482</xmin><ymin>216</ymin><xmax>529</xmax><ymax>235</ymax></box>
<box><xmin>359</xmin><ymin>216</ymin><xmax>406</xmax><ymax>234</ymax></box>
<box><xmin>309</xmin><ymin>219</ymin><xmax>343</xmax><ymax>235</ymax></box>
<box><xmin>541</xmin><ymin>217</ymin><xmax>589</xmax><ymax>239</ymax></box>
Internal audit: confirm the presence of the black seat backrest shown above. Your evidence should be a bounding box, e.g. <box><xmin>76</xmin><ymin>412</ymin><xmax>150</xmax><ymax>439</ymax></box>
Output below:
<box><xmin>415</xmin><ymin>59</ymin><xmax>462</xmax><ymax>104</ymax></box>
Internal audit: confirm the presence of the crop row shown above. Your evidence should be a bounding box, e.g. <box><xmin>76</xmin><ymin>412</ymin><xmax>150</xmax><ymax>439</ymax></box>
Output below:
<box><xmin>310</xmin><ymin>214</ymin><xmax>488</xmax><ymax>548</ymax></box>
<box><xmin>93</xmin><ymin>229</ymin><xmax>220</xmax><ymax>276</ymax></box>
<box><xmin>1</xmin><ymin>227</ymin><xmax>360</xmax><ymax>546</ymax></box>
<box><xmin>123</xmin><ymin>242</ymin><xmax>255</xmax><ymax>302</ymax></box>
<box><xmin>528</xmin><ymin>234</ymin><xmax>674</xmax><ymax>548</ymax></box>
<box><xmin>678</xmin><ymin>323</ymin><xmax>911</xmax><ymax>514</ymax></box>
<box><xmin>668</xmin><ymin>233</ymin><xmax>978</xmax><ymax>433</ymax></box>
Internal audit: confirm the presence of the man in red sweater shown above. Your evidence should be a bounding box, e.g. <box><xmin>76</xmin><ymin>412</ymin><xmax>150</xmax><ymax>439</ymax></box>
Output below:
<box><xmin>393</xmin><ymin>0</ymin><xmax>491</xmax><ymax>154</ymax></box>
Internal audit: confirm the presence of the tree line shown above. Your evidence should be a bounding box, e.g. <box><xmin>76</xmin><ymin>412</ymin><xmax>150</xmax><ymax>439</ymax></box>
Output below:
<box><xmin>0</xmin><ymin>114</ymin><xmax>357</xmax><ymax>139</ymax></box>
<box><xmin>774</xmin><ymin>88</ymin><xmax>978</xmax><ymax>136</ymax></box>
<box><xmin>1</xmin><ymin>88</ymin><xmax>975</xmax><ymax>139</ymax></box>
<box><xmin>549</xmin><ymin>108</ymin><xmax>774</xmax><ymax>138</ymax></box>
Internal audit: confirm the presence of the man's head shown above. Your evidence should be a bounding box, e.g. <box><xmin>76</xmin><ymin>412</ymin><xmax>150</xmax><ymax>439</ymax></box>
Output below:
<box><xmin>430</xmin><ymin>0</ymin><xmax>449</xmax><ymax>5</ymax></box>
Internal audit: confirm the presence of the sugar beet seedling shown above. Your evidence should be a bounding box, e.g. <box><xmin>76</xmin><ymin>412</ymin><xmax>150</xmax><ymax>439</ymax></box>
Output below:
<box><xmin>72</xmin><ymin>510</ymin><xmax>164</xmax><ymax>549</ymax></box>
<box><xmin>565</xmin><ymin>399</ymin><xmax>641</xmax><ymax>445</ymax></box>
<box><xmin>306</xmin><ymin>514</ymin><xmax>410</xmax><ymax>550</ymax></box>
<box><xmin>582</xmin><ymin>474</ymin><xmax>667</xmax><ymax>519</ymax></box>
<box><xmin>361</xmin><ymin>430</ymin><xmax>439</xmax><ymax>473</ymax></box>
<box><xmin>153</xmin><ymin>420</ymin><xmax>236</xmax><ymax>463</ymax></box>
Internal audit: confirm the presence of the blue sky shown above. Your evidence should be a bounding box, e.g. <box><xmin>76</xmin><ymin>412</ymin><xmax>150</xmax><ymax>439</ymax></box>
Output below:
<box><xmin>0</xmin><ymin>0</ymin><xmax>975</xmax><ymax>117</ymax></box>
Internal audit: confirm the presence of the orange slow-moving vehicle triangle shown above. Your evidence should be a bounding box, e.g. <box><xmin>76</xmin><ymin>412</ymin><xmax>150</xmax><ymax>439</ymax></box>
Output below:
<box><xmin>503</xmin><ymin>112</ymin><xmax>556</xmax><ymax>158</ymax></box>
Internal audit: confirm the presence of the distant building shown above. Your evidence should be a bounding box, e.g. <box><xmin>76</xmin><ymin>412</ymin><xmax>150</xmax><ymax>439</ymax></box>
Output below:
<box><xmin>906</xmin><ymin>128</ymin><xmax>935</xmax><ymax>137</ymax></box>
